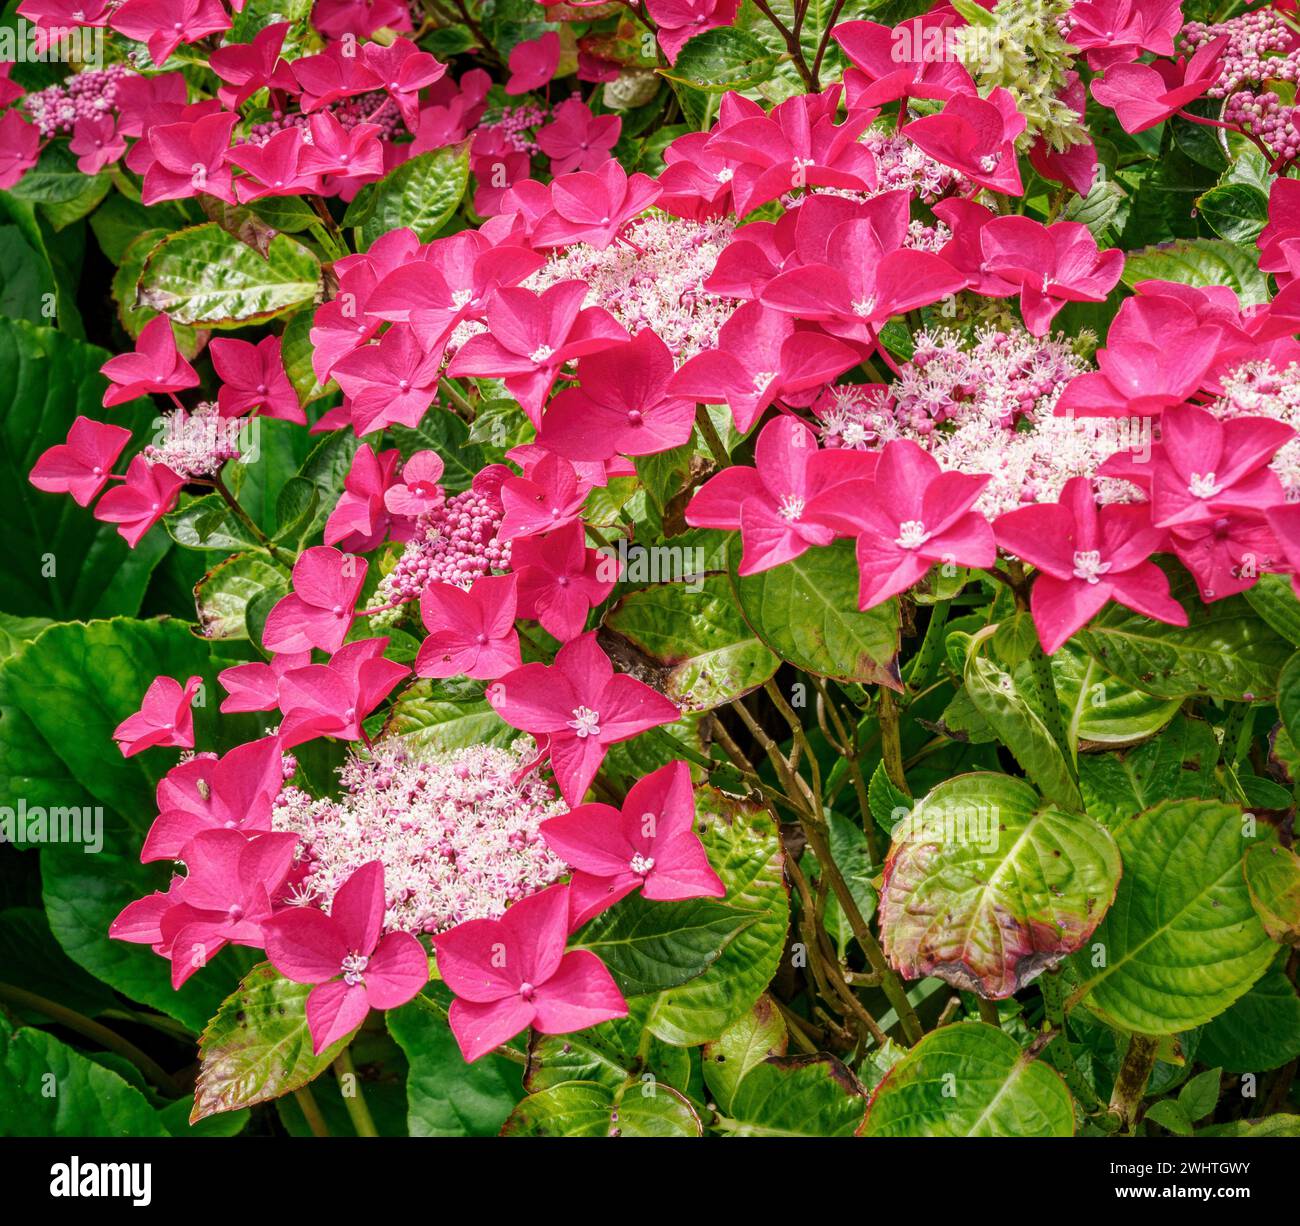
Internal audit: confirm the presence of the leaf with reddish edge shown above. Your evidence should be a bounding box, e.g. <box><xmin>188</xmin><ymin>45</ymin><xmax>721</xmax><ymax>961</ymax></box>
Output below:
<box><xmin>191</xmin><ymin>962</ymin><xmax>358</xmax><ymax>1123</ymax></box>
<box><xmin>860</xmin><ymin>1021</ymin><xmax>1074</xmax><ymax>1137</ymax></box>
<box><xmin>1243</xmin><ymin>842</ymin><xmax>1300</xmax><ymax>946</ymax></box>
<box><xmin>879</xmin><ymin>773</ymin><xmax>1120</xmax><ymax>999</ymax></box>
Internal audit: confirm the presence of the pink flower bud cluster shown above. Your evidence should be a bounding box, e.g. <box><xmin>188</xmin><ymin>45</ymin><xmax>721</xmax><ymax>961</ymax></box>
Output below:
<box><xmin>481</xmin><ymin>101</ymin><xmax>551</xmax><ymax>155</ymax></box>
<box><xmin>248</xmin><ymin>90</ymin><xmax>404</xmax><ymax>145</ymax></box>
<box><xmin>376</xmin><ymin>483</ymin><xmax>512</xmax><ymax>605</ymax></box>
<box><xmin>271</xmin><ymin>738</ymin><xmax>568</xmax><ymax>935</ymax></box>
<box><xmin>24</xmin><ymin>65</ymin><xmax>133</xmax><ymax>137</ymax></box>
<box><xmin>863</xmin><ymin>130</ymin><xmax>971</xmax><ymax>203</ymax></box>
<box><xmin>1181</xmin><ymin>9</ymin><xmax>1300</xmax><ymax>99</ymax></box>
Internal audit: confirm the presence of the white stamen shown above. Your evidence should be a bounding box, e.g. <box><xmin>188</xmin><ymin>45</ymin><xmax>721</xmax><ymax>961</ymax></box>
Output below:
<box><xmin>895</xmin><ymin>520</ymin><xmax>930</xmax><ymax>549</ymax></box>
<box><xmin>1188</xmin><ymin>471</ymin><xmax>1221</xmax><ymax>498</ymax></box>
<box><xmin>1072</xmin><ymin>550</ymin><xmax>1112</xmax><ymax>584</ymax></box>
<box><xmin>568</xmin><ymin>706</ymin><xmax>601</xmax><ymax>738</ymax></box>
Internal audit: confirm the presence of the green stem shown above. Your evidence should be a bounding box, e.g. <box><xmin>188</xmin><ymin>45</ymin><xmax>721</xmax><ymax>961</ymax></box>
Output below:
<box><xmin>211</xmin><ymin>474</ymin><xmax>287</xmax><ymax>565</ymax></box>
<box><xmin>333</xmin><ymin>1047</ymin><xmax>379</xmax><ymax>1137</ymax></box>
<box><xmin>0</xmin><ymin>982</ymin><xmax>182</xmax><ymax>1096</ymax></box>
<box><xmin>878</xmin><ymin>687</ymin><xmax>910</xmax><ymax>796</ymax></box>
<box><xmin>294</xmin><ymin>1085</ymin><xmax>331</xmax><ymax>1137</ymax></box>
<box><xmin>694</xmin><ymin>405</ymin><xmax>731</xmax><ymax>468</ymax></box>
<box><xmin>1027</xmin><ymin>640</ymin><xmax>1075</xmax><ymax>774</ymax></box>
<box><xmin>438</xmin><ymin>377</ymin><xmax>477</xmax><ymax>423</ymax></box>
<box><xmin>976</xmin><ymin>997</ymin><xmax>1000</xmax><ymax>1028</ymax></box>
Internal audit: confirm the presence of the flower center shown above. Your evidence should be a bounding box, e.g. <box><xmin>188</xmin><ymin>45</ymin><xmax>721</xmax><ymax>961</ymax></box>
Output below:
<box><xmin>1188</xmin><ymin>471</ymin><xmax>1221</xmax><ymax>499</ymax></box>
<box><xmin>979</xmin><ymin>152</ymin><xmax>1001</xmax><ymax>172</ymax></box>
<box><xmin>716</xmin><ymin>167</ymin><xmax>734</xmax><ymax>183</ymax></box>
<box><xmin>895</xmin><ymin>520</ymin><xmax>930</xmax><ymax>550</ymax></box>
<box><xmin>530</xmin><ymin>344</ymin><xmax>554</xmax><ymax>364</ymax></box>
<box><xmin>851</xmin><ymin>295</ymin><xmax>877</xmax><ymax>319</ymax></box>
<box><xmin>629</xmin><ymin>853</ymin><xmax>655</xmax><ymax>876</ymax></box>
<box><xmin>568</xmin><ymin>706</ymin><xmax>602</xmax><ymax>738</ymax></box>
<box><xmin>752</xmin><ymin>371</ymin><xmax>777</xmax><ymax>394</ymax></box>
<box><xmin>341</xmin><ymin>952</ymin><xmax>369</xmax><ymax>986</ymax></box>
<box><xmin>1072</xmin><ymin>550</ymin><xmax>1112</xmax><ymax>584</ymax></box>
<box><xmin>519</xmin><ymin>981</ymin><xmax>536</xmax><ymax>1001</ymax></box>
<box><xmin>777</xmin><ymin>493</ymin><xmax>805</xmax><ymax>522</ymax></box>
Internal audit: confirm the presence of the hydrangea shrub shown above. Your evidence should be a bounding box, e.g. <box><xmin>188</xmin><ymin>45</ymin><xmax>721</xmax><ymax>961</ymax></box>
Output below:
<box><xmin>2</xmin><ymin>0</ymin><xmax>1299</xmax><ymax>1140</ymax></box>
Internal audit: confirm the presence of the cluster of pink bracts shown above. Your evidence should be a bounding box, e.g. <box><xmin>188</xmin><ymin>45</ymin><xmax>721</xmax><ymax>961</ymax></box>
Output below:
<box><xmin>19</xmin><ymin>0</ymin><xmax>1300</xmax><ymax>1060</ymax></box>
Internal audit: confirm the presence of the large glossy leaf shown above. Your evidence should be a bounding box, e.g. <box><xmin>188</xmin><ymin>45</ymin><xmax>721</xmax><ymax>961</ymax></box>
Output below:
<box><xmin>1244</xmin><ymin>572</ymin><xmax>1300</xmax><ymax>646</ymax></box>
<box><xmin>860</xmin><ymin>1021</ymin><xmax>1074</xmax><ymax>1137</ymax></box>
<box><xmin>728</xmin><ymin>538</ymin><xmax>900</xmax><ymax>686</ymax></box>
<box><xmin>386</xmin><ymin>990</ymin><xmax>523</xmax><ymax>1137</ymax></box>
<box><xmin>963</xmin><ymin>632</ymin><xmax>1082</xmax><ymax>810</ymax></box>
<box><xmin>1243</xmin><ymin>842</ymin><xmax>1300</xmax><ymax>946</ymax></box>
<box><xmin>659</xmin><ymin>28</ymin><xmax>779</xmax><ymax>92</ymax></box>
<box><xmin>641</xmin><ymin>788</ymin><xmax>789</xmax><ymax>1046</ymax></box>
<box><xmin>348</xmin><ymin>146</ymin><xmax>470</xmax><ymax>247</ymax></box>
<box><xmin>1077</xmin><ymin>714</ymin><xmax>1221</xmax><ymax>826</ymax></box>
<box><xmin>138</xmin><ymin>224</ymin><xmax>322</xmax><ymax>327</ymax></box>
<box><xmin>1075</xmin><ymin>586</ymin><xmax>1291</xmax><ymax>702</ymax></box>
<box><xmin>500</xmin><ymin>1080</ymin><xmax>702</xmax><ymax>1136</ymax></box>
<box><xmin>1121</xmin><ymin>237</ymin><xmax>1269</xmax><ymax>306</ymax></box>
<box><xmin>879</xmin><ymin>774</ymin><xmax>1120</xmax><ymax>998</ymax></box>
<box><xmin>383</xmin><ymin>680</ymin><xmax>515</xmax><ymax>750</ymax></box>
<box><xmin>600</xmin><ymin>575</ymin><xmax>778</xmax><ymax>712</ymax></box>
<box><xmin>1197</xmin><ymin>968</ymin><xmax>1300</xmax><ymax>1073</ymax></box>
<box><xmin>712</xmin><ymin>1054</ymin><xmax>865</xmax><ymax>1136</ymax></box>
<box><xmin>0</xmin><ymin>1016</ymin><xmax>168</xmax><ymax>1137</ymax></box>
<box><xmin>191</xmin><ymin>963</ymin><xmax>355</xmax><ymax>1122</ymax></box>
<box><xmin>573</xmin><ymin>894</ymin><xmax>760</xmax><ymax>996</ymax></box>
<box><xmin>1052</xmin><ymin>640</ymin><xmax>1180</xmax><ymax>750</ymax></box>
<box><xmin>1069</xmin><ymin>798</ymin><xmax>1277</xmax><ymax>1033</ymax></box>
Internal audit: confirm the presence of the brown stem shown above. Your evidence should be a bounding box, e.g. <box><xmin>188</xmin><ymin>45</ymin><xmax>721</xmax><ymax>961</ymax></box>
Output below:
<box><xmin>1109</xmin><ymin>1034</ymin><xmax>1159</xmax><ymax>1133</ymax></box>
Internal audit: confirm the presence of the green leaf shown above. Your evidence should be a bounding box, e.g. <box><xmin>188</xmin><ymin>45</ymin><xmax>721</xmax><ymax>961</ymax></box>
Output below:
<box><xmin>527</xmin><ymin>993</ymin><xmax>692</xmax><ymax>1094</ymax></box>
<box><xmin>1198</xmin><ymin>969</ymin><xmax>1300</xmax><ymax>1073</ymax></box>
<box><xmin>822</xmin><ymin>811</ymin><xmax>877</xmax><ymax>955</ymax></box>
<box><xmin>1075</xmin><ymin>584</ymin><xmax>1292</xmax><ymax>702</ymax></box>
<box><xmin>138</xmin><ymin>224</ymin><xmax>322</xmax><ymax>327</ymax></box>
<box><xmin>861</xmin><ymin>1021</ymin><xmax>1074</xmax><ymax>1137</ymax></box>
<box><xmin>348</xmin><ymin>146</ymin><xmax>470</xmax><ymax>247</ymax></box>
<box><xmin>1244</xmin><ymin>572</ymin><xmax>1300</xmax><ymax>646</ymax></box>
<box><xmin>600</xmin><ymin>576</ymin><xmax>778</xmax><ymax>712</ymax></box>
<box><xmin>164</xmin><ymin>493</ymin><xmax>266</xmax><ymax>554</ymax></box>
<box><xmin>191</xmin><ymin>963</ymin><xmax>355</xmax><ymax>1122</ymax></box>
<box><xmin>1196</xmin><ymin>182</ymin><xmax>1269</xmax><ymax>244</ymax></box>
<box><xmin>868</xmin><ymin>760</ymin><xmax>910</xmax><ymax>836</ymax></box>
<box><xmin>880</xmin><ymin>773</ymin><xmax>1120</xmax><ymax>998</ymax></box>
<box><xmin>963</xmin><ymin>636</ymin><xmax>1082</xmax><ymax>810</ymax></box>
<box><xmin>386</xmin><ymin>991</ymin><xmax>522</xmax><ymax>1136</ymax></box>
<box><xmin>7</xmin><ymin>143</ymin><xmax>102</xmax><ymax>206</ymax></box>
<box><xmin>1070</xmin><ymin>798</ymin><xmax>1277</xmax><ymax>1033</ymax></box>
<box><xmin>1177</xmin><ymin>1066</ymin><xmax>1221</xmax><ymax>1123</ymax></box>
<box><xmin>728</xmin><ymin>538</ymin><xmax>900</xmax><ymax>686</ymax></box>
<box><xmin>1198</xmin><ymin>1113</ymin><xmax>1300</xmax><ymax>1137</ymax></box>
<box><xmin>1062</xmin><ymin>177</ymin><xmax>1127</xmax><ymax>238</ymax></box>
<box><xmin>280</xmin><ymin>307</ymin><xmax>333</xmax><ymax>406</ymax></box>
<box><xmin>501</xmin><ymin>1079</ymin><xmax>703</xmax><ymax>1136</ymax></box>
<box><xmin>1144</xmin><ymin>1098</ymin><xmax>1193</xmax><ymax>1135</ymax></box>
<box><xmin>1077</xmin><ymin>714</ymin><xmax>1220</xmax><ymax>826</ymax></box>
<box><xmin>1121</xmin><ymin>237</ymin><xmax>1269</xmax><ymax>306</ymax></box>
<box><xmin>0</xmin><ymin>224</ymin><xmax>55</xmax><ymax>325</ymax></box>
<box><xmin>383</xmin><ymin>679</ymin><xmax>514</xmax><ymax>750</ymax></box>
<box><xmin>194</xmin><ymin>552</ymin><xmax>288</xmax><ymax>639</ymax></box>
<box><xmin>700</xmin><ymin>996</ymin><xmax>786</xmax><ymax>1113</ymax></box>
<box><xmin>0</xmin><ymin>1015</ymin><xmax>168</xmax><ymax>1137</ymax></box>
<box><xmin>659</xmin><ymin>28</ymin><xmax>779</xmax><ymax>92</ymax></box>
<box><xmin>642</xmin><ymin>788</ymin><xmax>789</xmax><ymax>1046</ymax></box>
<box><xmin>1278</xmin><ymin>649</ymin><xmax>1300</xmax><ymax>750</ymax></box>
<box><xmin>1243</xmin><ymin>841</ymin><xmax>1300</xmax><ymax>946</ymax></box>
<box><xmin>713</xmin><ymin>1054</ymin><xmax>866</xmax><ymax>1136</ymax></box>
<box><xmin>1053</xmin><ymin>639</ymin><xmax>1180</xmax><ymax>750</ymax></box>
<box><xmin>574</xmin><ymin>894</ymin><xmax>759</xmax><ymax>996</ymax></box>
